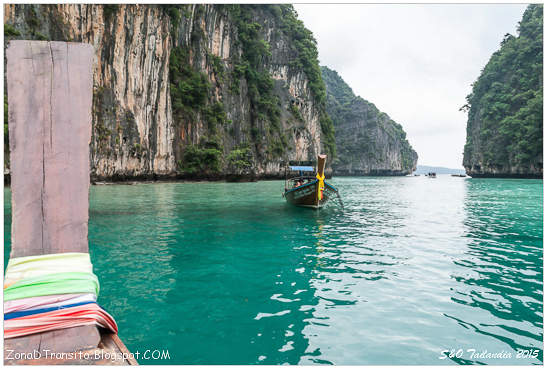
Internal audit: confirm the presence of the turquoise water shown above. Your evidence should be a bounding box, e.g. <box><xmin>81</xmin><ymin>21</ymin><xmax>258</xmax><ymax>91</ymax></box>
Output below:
<box><xmin>3</xmin><ymin>176</ymin><xmax>543</xmax><ymax>365</ymax></box>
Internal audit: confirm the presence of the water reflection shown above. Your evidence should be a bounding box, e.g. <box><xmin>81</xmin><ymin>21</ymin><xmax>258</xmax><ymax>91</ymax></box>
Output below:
<box><xmin>447</xmin><ymin>179</ymin><xmax>543</xmax><ymax>364</ymax></box>
<box><xmin>123</xmin><ymin>183</ymin><xmax>331</xmax><ymax>364</ymax></box>
<box><xmin>300</xmin><ymin>178</ymin><xmax>411</xmax><ymax>364</ymax></box>
<box><xmin>89</xmin><ymin>184</ymin><xmax>180</xmax><ymax>349</ymax></box>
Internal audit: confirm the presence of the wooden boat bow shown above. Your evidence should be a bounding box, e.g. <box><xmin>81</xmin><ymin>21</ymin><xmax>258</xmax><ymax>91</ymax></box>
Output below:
<box><xmin>283</xmin><ymin>154</ymin><xmax>340</xmax><ymax>209</ymax></box>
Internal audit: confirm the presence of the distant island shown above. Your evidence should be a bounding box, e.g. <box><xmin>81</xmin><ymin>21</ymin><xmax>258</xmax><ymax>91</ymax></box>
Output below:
<box><xmin>321</xmin><ymin>66</ymin><xmax>418</xmax><ymax>176</ymax></box>
<box><xmin>413</xmin><ymin>165</ymin><xmax>466</xmax><ymax>175</ymax></box>
<box><xmin>462</xmin><ymin>4</ymin><xmax>543</xmax><ymax>178</ymax></box>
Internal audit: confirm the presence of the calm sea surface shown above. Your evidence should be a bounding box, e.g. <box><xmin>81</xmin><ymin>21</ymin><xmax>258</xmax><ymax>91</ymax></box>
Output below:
<box><xmin>3</xmin><ymin>176</ymin><xmax>543</xmax><ymax>365</ymax></box>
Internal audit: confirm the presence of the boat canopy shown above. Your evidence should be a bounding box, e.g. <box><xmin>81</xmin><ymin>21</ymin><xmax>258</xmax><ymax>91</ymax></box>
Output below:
<box><xmin>289</xmin><ymin>166</ymin><xmax>314</xmax><ymax>172</ymax></box>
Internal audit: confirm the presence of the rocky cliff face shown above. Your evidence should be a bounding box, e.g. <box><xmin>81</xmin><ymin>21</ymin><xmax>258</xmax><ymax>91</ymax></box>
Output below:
<box><xmin>4</xmin><ymin>5</ymin><xmax>334</xmax><ymax>181</ymax></box>
<box><xmin>462</xmin><ymin>5</ymin><xmax>543</xmax><ymax>178</ymax></box>
<box><xmin>321</xmin><ymin>66</ymin><xmax>417</xmax><ymax>176</ymax></box>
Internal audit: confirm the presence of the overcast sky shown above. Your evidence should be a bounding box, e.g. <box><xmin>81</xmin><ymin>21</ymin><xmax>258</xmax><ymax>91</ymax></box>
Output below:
<box><xmin>294</xmin><ymin>4</ymin><xmax>528</xmax><ymax>169</ymax></box>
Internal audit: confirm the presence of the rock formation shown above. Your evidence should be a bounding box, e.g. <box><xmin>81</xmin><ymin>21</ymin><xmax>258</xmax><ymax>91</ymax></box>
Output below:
<box><xmin>321</xmin><ymin>66</ymin><xmax>417</xmax><ymax>176</ymax></box>
<box><xmin>4</xmin><ymin>4</ymin><xmax>334</xmax><ymax>181</ymax></box>
<box><xmin>462</xmin><ymin>4</ymin><xmax>543</xmax><ymax>178</ymax></box>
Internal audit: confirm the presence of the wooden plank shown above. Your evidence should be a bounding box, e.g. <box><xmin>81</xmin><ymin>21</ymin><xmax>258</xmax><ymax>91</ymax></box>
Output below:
<box><xmin>43</xmin><ymin>42</ymin><xmax>93</xmax><ymax>254</ymax></box>
<box><xmin>104</xmin><ymin>333</ymin><xmax>139</xmax><ymax>365</ymax></box>
<box><xmin>4</xmin><ymin>331</ymin><xmax>135</xmax><ymax>365</ymax></box>
<box><xmin>7</xmin><ymin>41</ymin><xmax>50</xmax><ymax>257</ymax></box>
<box><xmin>316</xmin><ymin>154</ymin><xmax>326</xmax><ymax>177</ymax></box>
<box><xmin>3</xmin><ymin>326</ymin><xmax>101</xmax><ymax>358</ymax></box>
<box><xmin>4</xmin><ymin>334</ymin><xmax>129</xmax><ymax>365</ymax></box>
<box><xmin>7</xmin><ymin>41</ymin><xmax>93</xmax><ymax>257</ymax></box>
<box><xmin>316</xmin><ymin>154</ymin><xmax>326</xmax><ymax>207</ymax></box>
<box><xmin>5</xmin><ymin>40</ymin><xmax>100</xmax><ymax>356</ymax></box>
<box><xmin>37</xmin><ymin>325</ymin><xmax>101</xmax><ymax>352</ymax></box>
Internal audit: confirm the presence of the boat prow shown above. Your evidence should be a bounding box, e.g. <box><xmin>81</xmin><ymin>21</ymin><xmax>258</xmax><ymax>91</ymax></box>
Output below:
<box><xmin>283</xmin><ymin>154</ymin><xmax>339</xmax><ymax>209</ymax></box>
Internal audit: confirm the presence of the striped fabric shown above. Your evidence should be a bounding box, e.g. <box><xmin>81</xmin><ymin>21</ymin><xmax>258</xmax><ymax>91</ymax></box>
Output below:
<box><xmin>3</xmin><ymin>252</ymin><xmax>117</xmax><ymax>338</ymax></box>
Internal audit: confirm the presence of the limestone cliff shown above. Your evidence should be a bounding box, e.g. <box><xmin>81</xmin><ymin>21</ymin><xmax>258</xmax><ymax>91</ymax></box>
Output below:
<box><xmin>321</xmin><ymin>66</ymin><xmax>417</xmax><ymax>176</ymax></box>
<box><xmin>4</xmin><ymin>5</ymin><xmax>334</xmax><ymax>181</ymax></box>
<box><xmin>462</xmin><ymin>5</ymin><xmax>542</xmax><ymax>178</ymax></box>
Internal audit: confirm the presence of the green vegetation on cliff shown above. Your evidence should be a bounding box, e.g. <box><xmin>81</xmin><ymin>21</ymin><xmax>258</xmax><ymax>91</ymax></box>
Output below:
<box><xmin>463</xmin><ymin>4</ymin><xmax>543</xmax><ymax>175</ymax></box>
<box><xmin>226</xmin><ymin>4</ymin><xmax>335</xmax><ymax>158</ymax></box>
<box><xmin>168</xmin><ymin>7</ymin><xmax>230</xmax><ymax>176</ymax></box>
<box><xmin>177</xmin><ymin>137</ymin><xmax>224</xmax><ymax>176</ymax></box>
<box><xmin>275</xmin><ymin>6</ymin><xmax>326</xmax><ymax>105</ymax></box>
<box><xmin>167</xmin><ymin>4</ymin><xmax>336</xmax><ymax>171</ymax></box>
<box><xmin>322</xmin><ymin>66</ymin><xmax>417</xmax><ymax>175</ymax></box>
<box><xmin>227</xmin><ymin>144</ymin><xmax>253</xmax><ymax>172</ymax></box>
<box><xmin>225</xmin><ymin>4</ymin><xmax>283</xmax><ymax>158</ymax></box>
<box><xmin>5</xmin><ymin>4</ymin><xmax>335</xmax><ymax>180</ymax></box>
<box><xmin>274</xmin><ymin>5</ymin><xmax>335</xmax><ymax>157</ymax></box>
<box><xmin>169</xmin><ymin>47</ymin><xmax>211</xmax><ymax>120</ymax></box>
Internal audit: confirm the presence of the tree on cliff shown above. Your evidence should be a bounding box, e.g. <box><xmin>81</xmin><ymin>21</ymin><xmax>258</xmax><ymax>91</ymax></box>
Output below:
<box><xmin>463</xmin><ymin>4</ymin><xmax>543</xmax><ymax>176</ymax></box>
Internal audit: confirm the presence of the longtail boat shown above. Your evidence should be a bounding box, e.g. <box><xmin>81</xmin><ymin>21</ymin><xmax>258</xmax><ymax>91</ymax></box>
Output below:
<box><xmin>283</xmin><ymin>154</ymin><xmax>340</xmax><ymax>209</ymax></box>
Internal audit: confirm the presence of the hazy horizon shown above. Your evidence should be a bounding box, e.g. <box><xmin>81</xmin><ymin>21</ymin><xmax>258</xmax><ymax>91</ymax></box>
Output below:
<box><xmin>294</xmin><ymin>4</ymin><xmax>528</xmax><ymax>169</ymax></box>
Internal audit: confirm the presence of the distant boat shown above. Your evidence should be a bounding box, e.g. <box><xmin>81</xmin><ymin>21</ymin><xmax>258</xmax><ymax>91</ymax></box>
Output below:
<box><xmin>283</xmin><ymin>154</ymin><xmax>340</xmax><ymax>209</ymax></box>
<box><xmin>451</xmin><ymin>174</ymin><xmax>467</xmax><ymax>177</ymax></box>
<box><xmin>426</xmin><ymin>172</ymin><xmax>437</xmax><ymax>178</ymax></box>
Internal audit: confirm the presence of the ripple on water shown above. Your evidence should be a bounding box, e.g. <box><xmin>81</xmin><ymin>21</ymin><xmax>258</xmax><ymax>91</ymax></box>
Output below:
<box><xmin>3</xmin><ymin>177</ymin><xmax>542</xmax><ymax>364</ymax></box>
